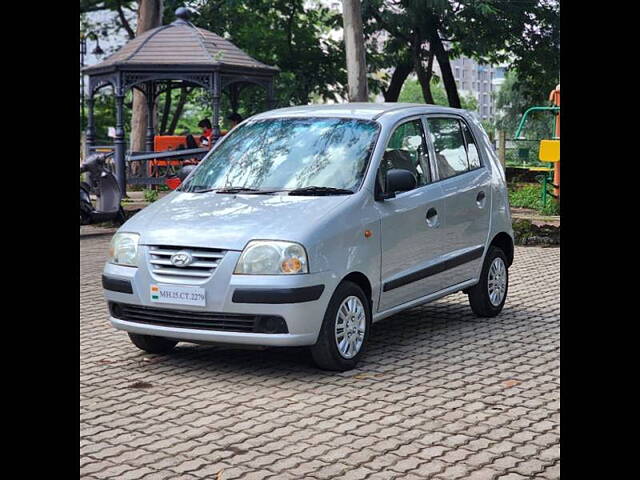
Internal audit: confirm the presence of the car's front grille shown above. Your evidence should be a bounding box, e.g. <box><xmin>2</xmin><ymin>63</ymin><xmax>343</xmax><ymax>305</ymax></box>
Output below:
<box><xmin>147</xmin><ymin>245</ymin><xmax>226</xmax><ymax>282</ymax></box>
<box><xmin>110</xmin><ymin>303</ymin><xmax>288</xmax><ymax>334</ymax></box>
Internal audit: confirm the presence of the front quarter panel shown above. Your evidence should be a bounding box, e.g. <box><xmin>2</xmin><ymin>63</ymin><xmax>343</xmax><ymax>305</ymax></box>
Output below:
<box><xmin>303</xmin><ymin>194</ymin><xmax>381</xmax><ymax>308</ymax></box>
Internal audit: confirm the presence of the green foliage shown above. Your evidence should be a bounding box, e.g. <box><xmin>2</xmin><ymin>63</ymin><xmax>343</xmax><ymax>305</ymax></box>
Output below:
<box><xmin>188</xmin><ymin>0</ymin><xmax>347</xmax><ymax>110</ymax></box>
<box><xmin>509</xmin><ymin>183</ymin><xmax>559</xmax><ymax>216</ymax></box>
<box><xmin>495</xmin><ymin>70</ymin><xmax>555</xmax><ymax>140</ymax></box>
<box><xmin>83</xmin><ymin>0</ymin><xmax>348</xmax><ymax>138</ymax></box>
<box><xmin>496</xmin><ymin>70</ymin><xmax>556</xmax><ymax>167</ymax></box>
<box><xmin>363</xmin><ymin>0</ymin><xmax>559</xmax><ymax>107</ymax></box>
<box><xmin>143</xmin><ymin>189</ymin><xmax>159</xmax><ymax>203</ymax></box>
<box><xmin>398</xmin><ymin>78</ymin><xmax>477</xmax><ymax>111</ymax></box>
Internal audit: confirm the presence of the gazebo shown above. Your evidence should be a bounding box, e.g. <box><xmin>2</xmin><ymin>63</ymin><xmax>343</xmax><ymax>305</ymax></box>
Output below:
<box><xmin>82</xmin><ymin>7</ymin><xmax>279</xmax><ymax>192</ymax></box>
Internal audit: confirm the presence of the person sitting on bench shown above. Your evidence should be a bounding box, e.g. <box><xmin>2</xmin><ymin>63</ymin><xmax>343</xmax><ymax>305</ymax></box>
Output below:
<box><xmin>197</xmin><ymin>118</ymin><xmax>213</xmax><ymax>146</ymax></box>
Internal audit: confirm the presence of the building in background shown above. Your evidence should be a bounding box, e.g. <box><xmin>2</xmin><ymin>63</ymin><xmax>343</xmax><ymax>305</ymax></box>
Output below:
<box><xmin>434</xmin><ymin>56</ymin><xmax>506</xmax><ymax>122</ymax></box>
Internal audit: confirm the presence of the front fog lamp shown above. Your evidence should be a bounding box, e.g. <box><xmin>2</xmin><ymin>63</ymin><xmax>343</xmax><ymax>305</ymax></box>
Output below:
<box><xmin>108</xmin><ymin>232</ymin><xmax>140</xmax><ymax>266</ymax></box>
<box><xmin>234</xmin><ymin>240</ymin><xmax>308</xmax><ymax>275</ymax></box>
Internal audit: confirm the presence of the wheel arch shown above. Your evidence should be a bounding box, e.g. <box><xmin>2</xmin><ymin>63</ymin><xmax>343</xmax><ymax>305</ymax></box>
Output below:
<box><xmin>489</xmin><ymin>232</ymin><xmax>514</xmax><ymax>267</ymax></box>
<box><xmin>340</xmin><ymin>271</ymin><xmax>373</xmax><ymax>308</ymax></box>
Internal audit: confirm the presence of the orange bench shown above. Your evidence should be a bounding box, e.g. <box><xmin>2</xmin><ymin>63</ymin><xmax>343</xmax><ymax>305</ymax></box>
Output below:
<box><xmin>152</xmin><ymin>136</ymin><xmax>199</xmax><ymax>167</ymax></box>
<box><xmin>149</xmin><ymin>132</ymin><xmax>230</xmax><ymax>171</ymax></box>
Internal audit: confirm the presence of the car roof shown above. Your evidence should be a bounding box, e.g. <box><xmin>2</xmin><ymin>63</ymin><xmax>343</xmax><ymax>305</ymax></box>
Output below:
<box><xmin>252</xmin><ymin>102</ymin><xmax>471</xmax><ymax>122</ymax></box>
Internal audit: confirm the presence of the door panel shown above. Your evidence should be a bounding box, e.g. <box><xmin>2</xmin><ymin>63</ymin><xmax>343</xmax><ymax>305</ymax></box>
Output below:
<box><xmin>377</xmin><ymin>184</ymin><xmax>448</xmax><ymax>311</ymax></box>
<box><xmin>438</xmin><ymin>169</ymin><xmax>492</xmax><ymax>284</ymax></box>
<box><xmin>424</xmin><ymin>115</ymin><xmax>492</xmax><ymax>286</ymax></box>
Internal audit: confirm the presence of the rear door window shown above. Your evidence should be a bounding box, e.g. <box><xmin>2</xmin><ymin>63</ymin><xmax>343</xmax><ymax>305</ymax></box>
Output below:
<box><xmin>461</xmin><ymin>121</ymin><xmax>481</xmax><ymax>169</ymax></box>
<box><xmin>426</xmin><ymin>118</ymin><xmax>469</xmax><ymax>180</ymax></box>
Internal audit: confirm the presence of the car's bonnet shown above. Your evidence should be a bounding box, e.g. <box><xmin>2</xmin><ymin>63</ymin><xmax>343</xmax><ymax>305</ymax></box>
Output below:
<box><xmin>121</xmin><ymin>191</ymin><xmax>352</xmax><ymax>251</ymax></box>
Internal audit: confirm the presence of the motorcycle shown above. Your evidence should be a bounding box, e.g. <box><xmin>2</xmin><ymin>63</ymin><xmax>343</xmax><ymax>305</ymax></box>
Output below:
<box><xmin>80</xmin><ymin>152</ymin><xmax>126</xmax><ymax>226</ymax></box>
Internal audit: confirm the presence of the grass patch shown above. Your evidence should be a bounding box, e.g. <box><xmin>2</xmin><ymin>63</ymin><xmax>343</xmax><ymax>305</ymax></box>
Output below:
<box><xmin>143</xmin><ymin>189</ymin><xmax>159</xmax><ymax>203</ymax></box>
<box><xmin>509</xmin><ymin>182</ymin><xmax>559</xmax><ymax>216</ymax></box>
<box><xmin>512</xmin><ymin>218</ymin><xmax>560</xmax><ymax>246</ymax></box>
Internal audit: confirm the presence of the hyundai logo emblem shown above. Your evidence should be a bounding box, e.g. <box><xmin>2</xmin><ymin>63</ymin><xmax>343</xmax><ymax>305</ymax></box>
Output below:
<box><xmin>170</xmin><ymin>251</ymin><xmax>193</xmax><ymax>267</ymax></box>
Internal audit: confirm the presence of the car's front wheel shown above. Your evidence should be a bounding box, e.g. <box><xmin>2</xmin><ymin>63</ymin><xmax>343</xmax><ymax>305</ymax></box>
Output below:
<box><xmin>128</xmin><ymin>333</ymin><xmax>178</xmax><ymax>354</ymax></box>
<box><xmin>310</xmin><ymin>281</ymin><xmax>371</xmax><ymax>371</ymax></box>
<box><xmin>467</xmin><ymin>246</ymin><xmax>509</xmax><ymax>317</ymax></box>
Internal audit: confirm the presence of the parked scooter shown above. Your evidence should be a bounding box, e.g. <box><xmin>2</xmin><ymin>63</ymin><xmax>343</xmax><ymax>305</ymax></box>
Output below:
<box><xmin>80</xmin><ymin>152</ymin><xmax>126</xmax><ymax>225</ymax></box>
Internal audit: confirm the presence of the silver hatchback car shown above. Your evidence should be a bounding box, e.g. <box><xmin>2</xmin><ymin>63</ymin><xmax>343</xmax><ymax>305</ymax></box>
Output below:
<box><xmin>103</xmin><ymin>103</ymin><xmax>513</xmax><ymax>371</ymax></box>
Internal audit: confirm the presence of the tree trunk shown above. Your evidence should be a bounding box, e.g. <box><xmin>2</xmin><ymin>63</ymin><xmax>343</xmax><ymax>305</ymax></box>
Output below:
<box><xmin>342</xmin><ymin>0</ymin><xmax>369</xmax><ymax>102</ymax></box>
<box><xmin>383</xmin><ymin>62</ymin><xmax>412</xmax><ymax>102</ymax></box>
<box><xmin>429</xmin><ymin>26</ymin><xmax>460</xmax><ymax>108</ymax></box>
<box><xmin>130</xmin><ymin>0</ymin><xmax>163</xmax><ymax>153</ymax></box>
<box><xmin>411</xmin><ymin>33</ymin><xmax>435</xmax><ymax>104</ymax></box>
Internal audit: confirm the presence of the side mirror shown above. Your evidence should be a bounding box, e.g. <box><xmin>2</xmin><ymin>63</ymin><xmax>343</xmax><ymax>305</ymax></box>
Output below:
<box><xmin>386</xmin><ymin>168</ymin><xmax>417</xmax><ymax>197</ymax></box>
<box><xmin>375</xmin><ymin>169</ymin><xmax>417</xmax><ymax>201</ymax></box>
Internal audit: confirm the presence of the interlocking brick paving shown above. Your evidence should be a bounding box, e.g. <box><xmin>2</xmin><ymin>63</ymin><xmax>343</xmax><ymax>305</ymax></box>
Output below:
<box><xmin>81</xmin><ymin>234</ymin><xmax>559</xmax><ymax>479</ymax></box>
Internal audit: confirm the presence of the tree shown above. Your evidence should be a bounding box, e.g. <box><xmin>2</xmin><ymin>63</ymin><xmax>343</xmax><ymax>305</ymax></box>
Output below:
<box><xmin>130</xmin><ymin>0</ymin><xmax>163</xmax><ymax>153</ymax></box>
<box><xmin>363</xmin><ymin>0</ymin><xmax>559</xmax><ymax>109</ymax></box>
<box><xmin>495</xmin><ymin>70</ymin><xmax>554</xmax><ymax>138</ymax></box>
<box><xmin>398</xmin><ymin>77</ymin><xmax>477</xmax><ymax>111</ymax></box>
<box><xmin>363</xmin><ymin>0</ymin><xmax>461</xmax><ymax>107</ymax></box>
<box><xmin>342</xmin><ymin>0</ymin><xmax>369</xmax><ymax>101</ymax></box>
<box><xmin>494</xmin><ymin>70</ymin><xmax>554</xmax><ymax>164</ymax></box>
<box><xmin>80</xmin><ymin>1</ymin><xmax>138</xmax><ymax>49</ymax></box>
<box><xmin>191</xmin><ymin>0</ymin><xmax>347</xmax><ymax>110</ymax></box>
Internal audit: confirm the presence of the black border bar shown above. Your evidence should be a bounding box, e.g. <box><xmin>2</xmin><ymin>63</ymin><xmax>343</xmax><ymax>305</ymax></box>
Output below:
<box><xmin>102</xmin><ymin>275</ymin><xmax>134</xmax><ymax>294</ymax></box>
<box><xmin>383</xmin><ymin>246</ymin><xmax>484</xmax><ymax>292</ymax></box>
<box><xmin>232</xmin><ymin>285</ymin><xmax>325</xmax><ymax>304</ymax></box>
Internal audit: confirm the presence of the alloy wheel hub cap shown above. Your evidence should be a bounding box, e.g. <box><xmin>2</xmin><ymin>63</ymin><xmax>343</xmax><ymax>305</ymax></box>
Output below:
<box><xmin>335</xmin><ymin>296</ymin><xmax>366</xmax><ymax>359</ymax></box>
<box><xmin>488</xmin><ymin>257</ymin><xmax>507</xmax><ymax>306</ymax></box>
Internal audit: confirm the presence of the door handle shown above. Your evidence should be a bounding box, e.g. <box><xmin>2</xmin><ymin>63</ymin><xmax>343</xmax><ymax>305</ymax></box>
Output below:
<box><xmin>476</xmin><ymin>191</ymin><xmax>486</xmax><ymax>208</ymax></box>
<box><xmin>426</xmin><ymin>207</ymin><xmax>439</xmax><ymax>228</ymax></box>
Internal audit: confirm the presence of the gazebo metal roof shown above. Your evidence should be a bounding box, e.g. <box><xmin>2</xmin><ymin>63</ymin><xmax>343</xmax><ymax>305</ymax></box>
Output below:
<box><xmin>82</xmin><ymin>7</ymin><xmax>278</xmax><ymax>193</ymax></box>
<box><xmin>83</xmin><ymin>15</ymin><xmax>279</xmax><ymax>76</ymax></box>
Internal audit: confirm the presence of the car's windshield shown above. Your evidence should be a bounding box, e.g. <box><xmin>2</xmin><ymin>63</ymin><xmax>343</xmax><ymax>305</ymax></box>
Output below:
<box><xmin>181</xmin><ymin>117</ymin><xmax>380</xmax><ymax>193</ymax></box>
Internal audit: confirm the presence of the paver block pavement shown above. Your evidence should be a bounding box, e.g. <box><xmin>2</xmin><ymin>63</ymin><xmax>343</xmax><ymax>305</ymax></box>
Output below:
<box><xmin>81</xmin><ymin>236</ymin><xmax>559</xmax><ymax>479</ymax></box>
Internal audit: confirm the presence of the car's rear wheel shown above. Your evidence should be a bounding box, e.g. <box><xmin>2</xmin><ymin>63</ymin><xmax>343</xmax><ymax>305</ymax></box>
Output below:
<box><xmin>467</xmin><ymin>246</ymin><xmax>509</xmax><ymax>317</ymax></box>
<box><xmin>310</xmin><ymin>281</ymin><xmax>371</xmax><ymax>371</ymax></box>
<box><xmin>128</xmin><ymin>333</ymin><xmax>178</xmax><ymax>354</ymax></box>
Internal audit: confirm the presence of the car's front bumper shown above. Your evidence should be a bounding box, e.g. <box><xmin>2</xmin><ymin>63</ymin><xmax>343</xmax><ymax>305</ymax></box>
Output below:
<box><xmin>109</xmin><ymin>316</ymin><xmax>317</xmax><ymax>346</ymax></box>
<box><xmin>103</xmin><ymin>249</ymin><xmax>337</xmax><ymax>347</ymax></box>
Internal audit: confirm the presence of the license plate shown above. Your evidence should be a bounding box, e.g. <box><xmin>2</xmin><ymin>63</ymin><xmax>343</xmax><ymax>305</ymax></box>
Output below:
<box><xmin>150</xmin><ymin>284</ymin><xmax>206</xmax><ymax>307</ymax></box>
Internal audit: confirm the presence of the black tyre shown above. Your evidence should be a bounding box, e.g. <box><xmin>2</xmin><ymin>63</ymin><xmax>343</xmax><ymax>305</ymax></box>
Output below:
<box><xmin>310</xmin><ymin>281</ymin><xmax>371</xmax><ymax>371</ymax></box>
<box><xmin>468</xmin><ymin>246</ymin><xmax>509</xmax><ymax>317</ymax></box>
<box><xmin>128</xmin><ymin>333</ymin><xmax>178</xmax><ymax>354</ymax></box>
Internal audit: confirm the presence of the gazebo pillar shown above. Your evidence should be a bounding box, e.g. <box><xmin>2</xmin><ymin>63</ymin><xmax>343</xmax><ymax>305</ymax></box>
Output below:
<box><xmin>85</xmin><ymin>93</ymin><xmax>96</xmax><ymax>157</ymax></box>
<box><xmin>145</xmin><ymin>82</ymin><xmax>156</xmax><ymax>152</ymax></box>
<box><xmin>228</xmin><ymin>84</ymin><xmax>240</xmax><ymax>114</ymax></box>
<box><xmin>266</xmin><ymin>81</ymin><xmax>275</xmax><ymax>110</ymax></box>
<box><xmin>211</xmin><ymin>72</ymin><xmax>221</xmax><ymax>143</ymax></box>
<box><xmin>114</xmin><ymin>92</ymin><xmax>127</xmax><ymax>198</ymax></box>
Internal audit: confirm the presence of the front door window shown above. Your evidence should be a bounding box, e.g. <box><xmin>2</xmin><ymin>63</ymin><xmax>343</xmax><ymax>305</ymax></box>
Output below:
<box><xmin>379</xmin><ymin>119</ymin><xmax>432</xmax><ymax>192</ymax></box>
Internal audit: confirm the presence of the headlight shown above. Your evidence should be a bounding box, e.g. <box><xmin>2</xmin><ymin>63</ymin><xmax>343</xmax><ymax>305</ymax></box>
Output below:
<box><xmin>234</xmin><ymin>240</ymin><xmax>308</xmax><ymax>275</ymax></box>
<box><xmin>108</xmin><ymin>233</ymin><xmax>140</xmax><ymax>266</ymax></box>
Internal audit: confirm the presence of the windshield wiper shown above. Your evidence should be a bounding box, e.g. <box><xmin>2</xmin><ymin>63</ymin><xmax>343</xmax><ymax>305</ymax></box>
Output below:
<box><xmin>215</xmin><ymin>187</ymin><xmax>279</xmax><ymax>194</ymax></box>
<box><xmin>188</xmin><ymin>187</ymin><xmax>216</xmax><ymax>193</ymax></box>
<box><xmin>287</xmin><ymin>186</ymin><xmax>354</xmax><ymax>196</ymax></box>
